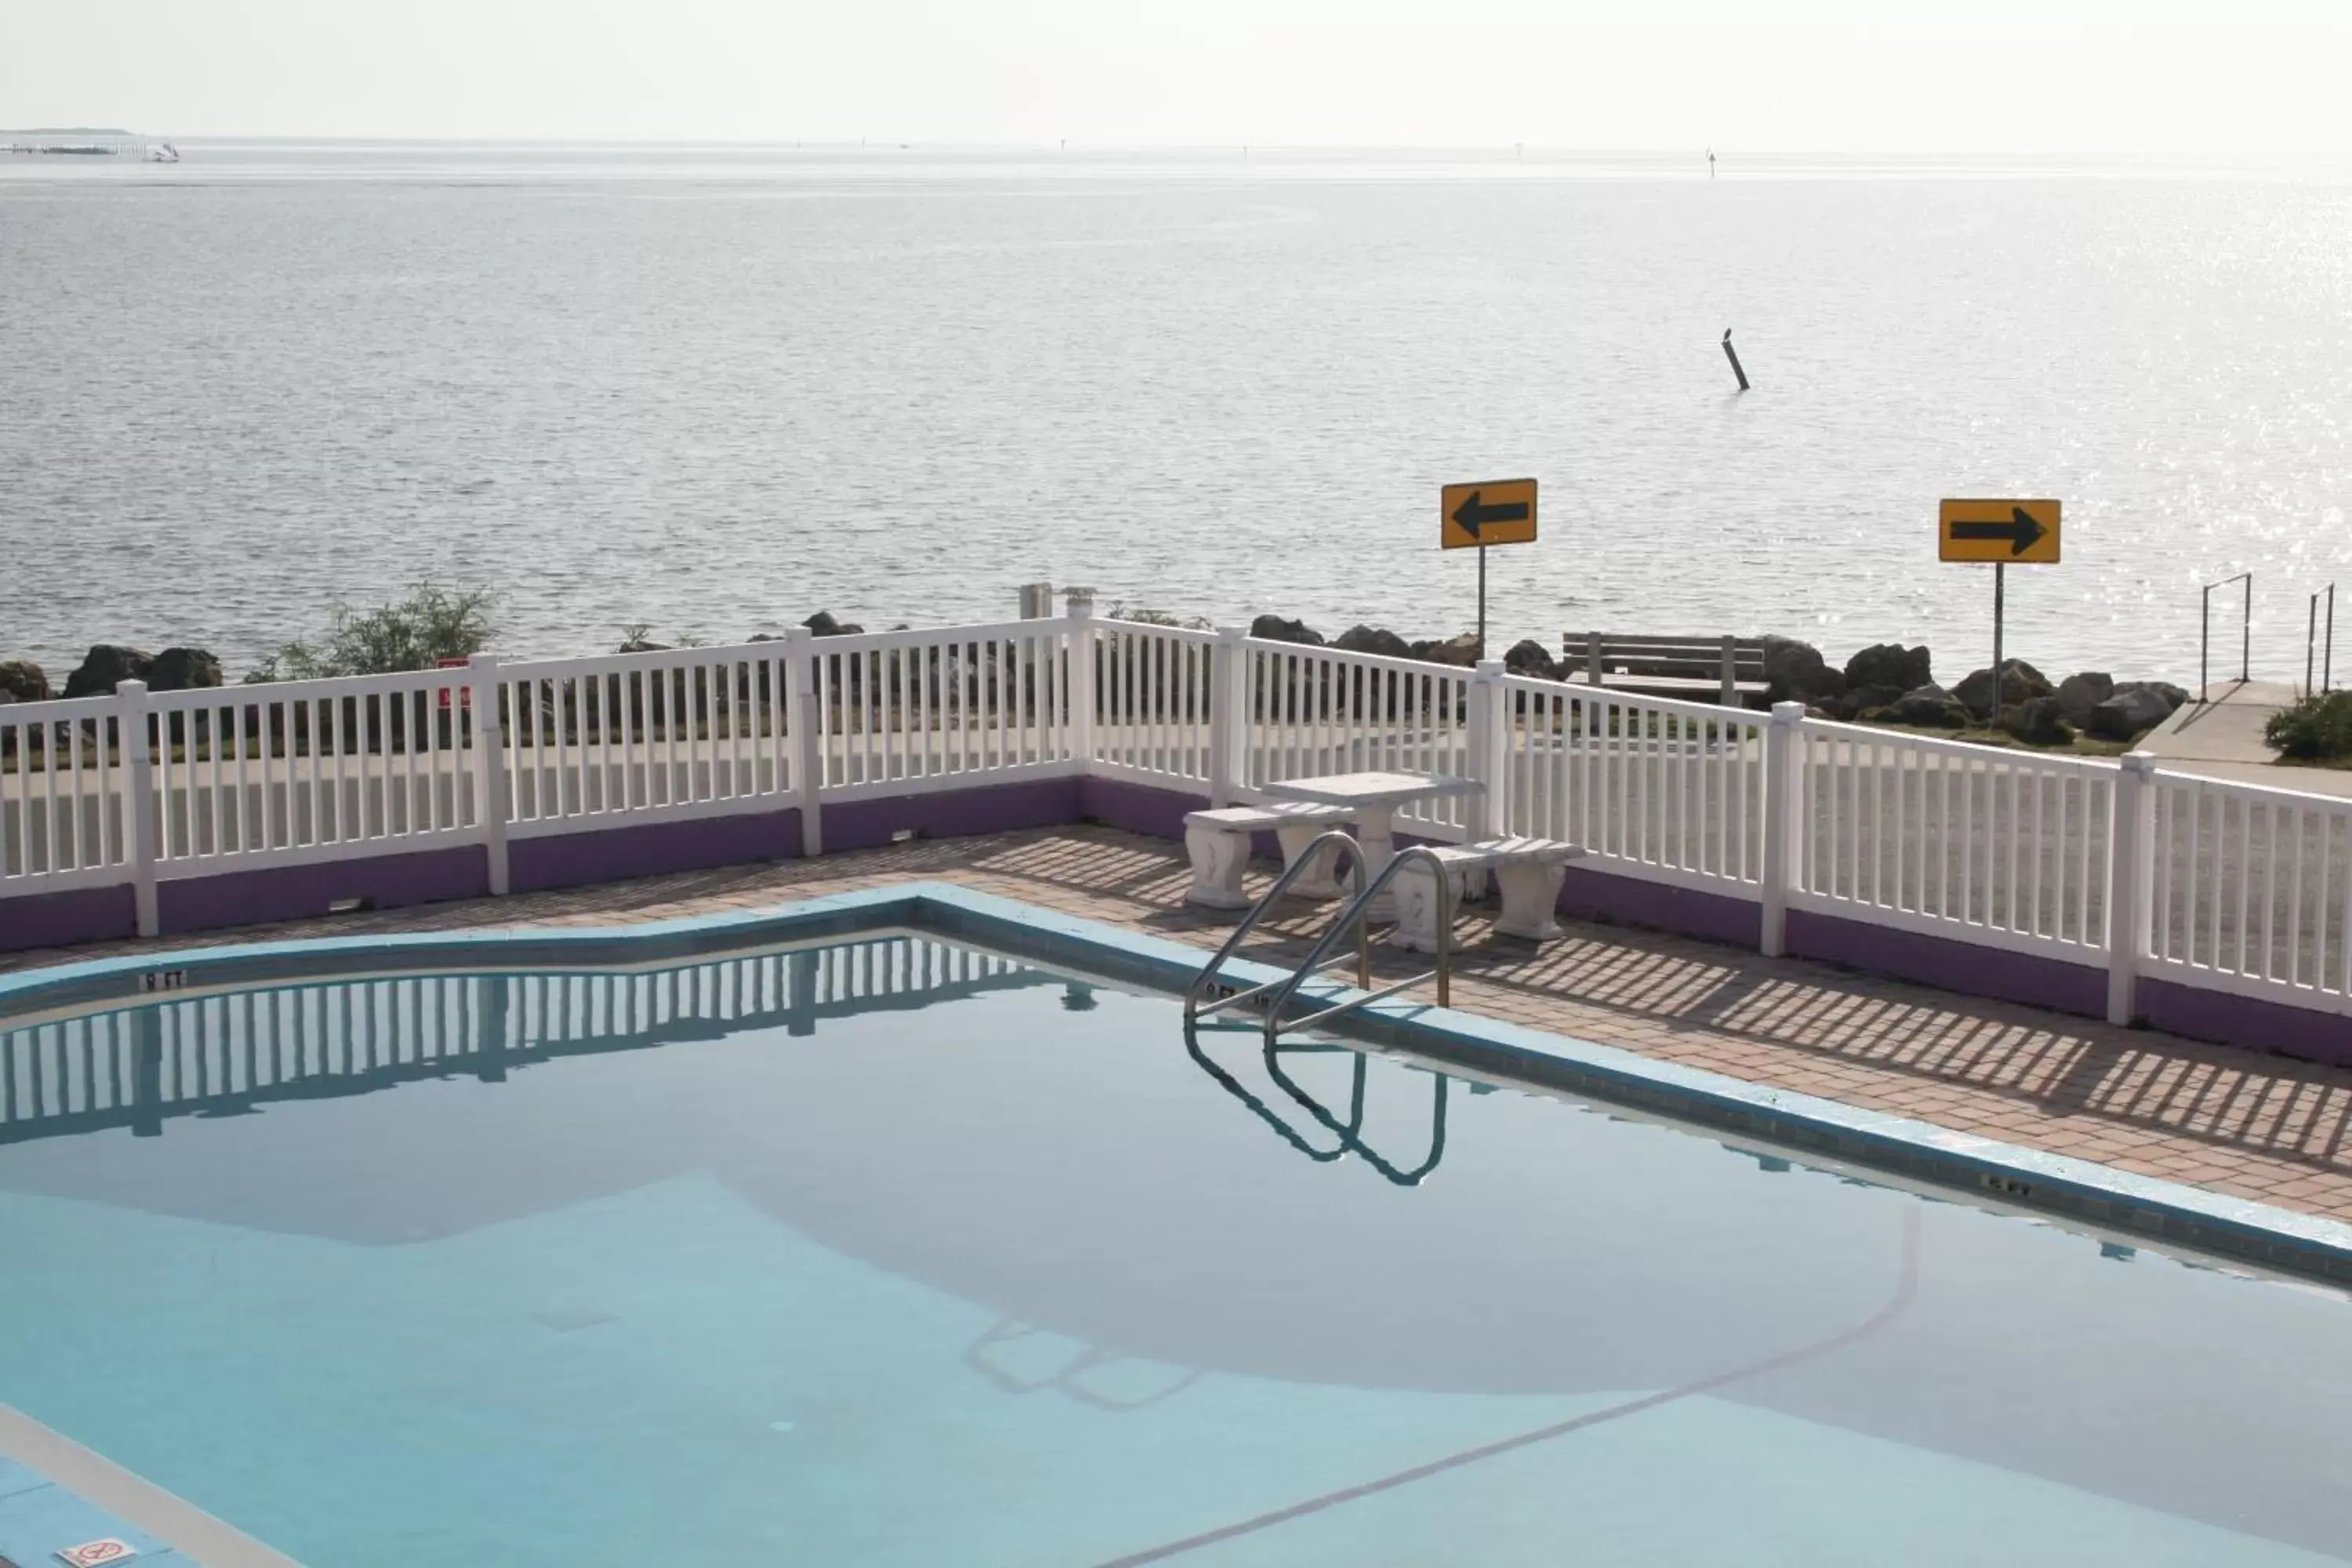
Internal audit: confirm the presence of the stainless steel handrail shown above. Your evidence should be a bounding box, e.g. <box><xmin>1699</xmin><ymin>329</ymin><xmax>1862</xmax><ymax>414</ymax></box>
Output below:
<box><xmin>2200</xmin><ymin>572</ymin><xmax>2252</xmax><ymax>702</ymax></box>
<box><xmin>1254</xmin><ymin>844</ymin><xmax>1457</xmax><ymax>1047</ymax></box>
<box><xmin>1184</xmin><ymin>829</ymin><xmax>1370</xmax><ymax>1024</ymax></box>
<box><xmin>2308</xmin><ymin>583</ymin><xmax>2336</xmax><ymax>697</ymax></box>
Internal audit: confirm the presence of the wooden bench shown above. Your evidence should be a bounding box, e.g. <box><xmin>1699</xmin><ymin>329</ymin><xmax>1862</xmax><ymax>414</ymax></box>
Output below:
<box><xmin>1390</xmin><ymin>837</ymin><xmax>1584</xmax><ymax>952</ymax></box>
<box><xmin>1564</xmin><ymin>633</ymin><xmax>1769</xmax><ymax>707</ymax></box>
<box><xmin>1181</xmin><ymin>802</ymin><xmax>1358</xmax><ymax>909</ymax></box>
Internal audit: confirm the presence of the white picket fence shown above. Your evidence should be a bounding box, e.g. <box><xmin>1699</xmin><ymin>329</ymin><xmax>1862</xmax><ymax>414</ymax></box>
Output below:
<box><xmin>1500</xmin><ymin>674</ymin><xmax>1767</xmax><ymax>895</ymax></box>
<box><xmin>9</xmin><ymin>597</ymin><xmax>2352</xmax><ymax>1029</ymax></box>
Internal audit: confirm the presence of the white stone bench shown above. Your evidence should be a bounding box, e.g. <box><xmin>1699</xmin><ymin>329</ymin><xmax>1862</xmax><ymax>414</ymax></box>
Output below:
<box><xmin>1391</xmin><ymin>837</ymin><xmax>1584</xmax><ymax>952</ymax></box>
<box><xmin>1181</xmin><ymin>802</ymin><xmax>1358</xmax><ymax>909</ymax></box>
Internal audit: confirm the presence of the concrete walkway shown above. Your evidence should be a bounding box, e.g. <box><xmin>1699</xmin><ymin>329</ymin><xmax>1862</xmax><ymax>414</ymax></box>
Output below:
<box><xmin>10</xmin><ymin>824</ymin><xmax>2352</xmax><ymax>1232</ymax></box>
<box><xmin>2140</xmin><ymin>679</ymin><xmax>2352</xmax><ymax>796</ymax></box>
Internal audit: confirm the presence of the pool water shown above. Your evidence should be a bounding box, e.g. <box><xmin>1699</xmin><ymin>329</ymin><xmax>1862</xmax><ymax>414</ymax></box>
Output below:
<box><xmin>3</xmin><ymin>934</ymin><xmax>2350</xmax><ymax>1567</ymax></box>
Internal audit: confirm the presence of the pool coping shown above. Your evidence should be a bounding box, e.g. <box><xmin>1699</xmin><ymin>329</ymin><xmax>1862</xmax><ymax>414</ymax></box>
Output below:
<box><xmin>9</xmin><ymin>880</ymin><xmax>2352</xmax><ymax>1291</ymax></box>
<box><xmin>0</xmin><ymin>1402</ymin><xmax>298</xmax><ymax>1568</ymax></box>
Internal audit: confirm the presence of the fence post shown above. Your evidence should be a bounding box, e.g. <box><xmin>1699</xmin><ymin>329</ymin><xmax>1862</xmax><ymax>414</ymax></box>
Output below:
<box><xmin>786</xmin><ymin>627</ymin><xmax>824</xmax><ymax>857</ymax></box>
<box><xmin>1469</xmin><ymin>659</ymin><xmax>1509</xmax><ymax>841</ymax></box>
<box><xmin>1759</xmin><ymin>700</ymin><xmax>1806</xmax><ymax>958</ymax></box>
<box><xmin>1208</xmin><ymin>625</ymin><xmax>1249</xmax><ymax>807</ymax></box>
<box><xmin>2107</xmin><ymin>751</ymin><xmax>2157</xmax><ymax>1025</ymax></box>
<box><xmin>118</xmin><ymin>679</ymin><xmax>159</xmax><ymax>937</ymax></box>
<box><xmin>1064</xmin><ymin>588</ymin><xmax>1097</xmax><ymax>769</ymax></box>
<box><xmin>468</xmin><ymin>654</ymin><xmax>510</xmax><ymax>895</ymax></box>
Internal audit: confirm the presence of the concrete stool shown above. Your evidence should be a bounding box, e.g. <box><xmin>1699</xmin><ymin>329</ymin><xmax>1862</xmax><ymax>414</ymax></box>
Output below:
<box><xmin>1181</xmin><ymin>802</ymin><xmax>1357</xmax><ymax>909</ymax></box>
<box><xmin>1390</xmin><ymin>837</ymin><xmax>1583</xmax><ymax>953</ymax></box>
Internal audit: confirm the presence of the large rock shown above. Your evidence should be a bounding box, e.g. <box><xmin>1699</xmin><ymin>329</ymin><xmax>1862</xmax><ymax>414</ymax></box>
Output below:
<box><xmin>146</xmin><ymin>647</ymin><xmax>222</xmax><ymax>691</ymax></box>
<box><xmin>1334</xmin><ymin>624</ymin><xmax>1411</xmax><ymax>660</ymax></box>
<box><xmin>0</xmin><ymin>659</ymin><xmax>49</xmax><ymax>704</ymax></box>
<box><xmin>2087</xmin><ymin>685</ymin><xmax>2175</xmax><ymax>741</ymax></box>
<box><xmin>1885</xmin><ymin>683</ymin><xmax>1970</xmax><ymax>728</ymax></box>
<box><xmin>1412</xmin><ymin>634</ymin><xmax>1482</xmax><ymax>669</ymax></box>
<box><xmin>1951</xmin><ymin>659</ymin><xmax>2051</xmax><ymax>721</ymax></box>
<box><xmin>2001</xmin><ymin>695</ymin><xmax>2074</xmax><ymax>746</ymax></box>
<box><xmin>1843</xmin><ymin>643</ymin><xmax>1931</xmax><ymax>694</ymax></box>
<box><xmin>62</xmin><ymin>644</ymin><xmax>153</xmax><ymax>699</ymax></box>
<box><xmin>1250</xmin><ymin>615</ymin><xmax>1323</xmax><ymax>647</ymax></box>
<box><xmin>1761</xmin><ymin>636</ymin><xmax>1844</xmax><ymax>705</ymax></box>
<box><xmin>1835</xmin><ymin>684</ymin><xmax>1906</xmax><ymax>721</ymax></box>
<box><xmin>804</xmin><ymin>612</ymin><xmax>865</xmax><ymax>637</ymax></box>
<box><xmin>2055</xmin><ymin>672</ymin><xmax>2114</xmax><ymax>729</ymax></box>
<box><xmin>1504</xmin><ymin>637</ymin><xmax>1563</xmax><ymax>682</ymax></box>
<box><xmin>2129</xmin><ymin>680</ymin><xmax>2190</xmax><ymax>714</ymax></box>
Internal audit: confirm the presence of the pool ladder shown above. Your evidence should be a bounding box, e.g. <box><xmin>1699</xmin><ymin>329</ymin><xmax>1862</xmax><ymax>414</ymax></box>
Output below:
<box><xmin>1182</xmin><ymin>829</ymin><xmax>1455</xmax><ymax>1047</ymax></box>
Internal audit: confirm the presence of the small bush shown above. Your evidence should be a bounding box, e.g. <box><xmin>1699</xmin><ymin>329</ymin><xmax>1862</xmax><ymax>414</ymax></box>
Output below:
<box><xmin>252</xmin><ymin>582</ymin><xmax>500</xmax><ymax>681</ymax></box>
<box><xmin>1109</xmin><ymin>603</ymin><xmax>1211</xmax><ymax>630</ymax></box>
<box><xmin>2264</xmin><ymin>690</ymin><xmax>2352</xmax><ymax>760</ymax></box>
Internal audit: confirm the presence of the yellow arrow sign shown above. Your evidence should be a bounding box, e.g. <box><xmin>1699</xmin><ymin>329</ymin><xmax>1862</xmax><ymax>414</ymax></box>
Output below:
<box><xmin>1940</xmin><ymin>499</ymin><xmax>2061</xmax><ymax>564</ymax></box>
<box><xmin>1441</xmin><ymin>478</ymin><xmax>1539</xmax><ymax>550</ymax></box>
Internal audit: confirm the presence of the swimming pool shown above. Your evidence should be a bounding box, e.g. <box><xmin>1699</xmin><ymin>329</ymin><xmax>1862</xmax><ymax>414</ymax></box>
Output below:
<box><xmin>5</xmin><ymin>922</ymin><xmax>2352</xmax><ymax>1566</ymax></box>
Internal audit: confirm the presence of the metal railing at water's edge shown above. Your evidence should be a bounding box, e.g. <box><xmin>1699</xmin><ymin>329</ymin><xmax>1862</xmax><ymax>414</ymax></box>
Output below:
<box><xmin>13</xmin><ymin>595</ymin><xmax>2352</xmax><ymax>1031</ymax></box>
<box><xmin>2200</xmin><ymin>572</ymin><xmax>2253</xmax><ymax>700</ymax></box>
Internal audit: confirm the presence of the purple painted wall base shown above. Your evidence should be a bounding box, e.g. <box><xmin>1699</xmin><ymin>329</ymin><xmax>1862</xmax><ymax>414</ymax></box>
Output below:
<box><xmin>1786</xmin><ymin>908</ymin><xmax>2107</xmax><ymax>1017</ymax></box>
<box><xmin>158</xmin><ymin>845</ymin><xmax>489</xmax><ymax>935</ymax></box>
<box><xmin>1559</xmin><ymin>868</ymin><xmax>1762</xmax><ymax>948</ymax></box>
<box><xmin>2139</xmin><ymin>977</ymin><xmax>2352</xmax><ymax>1069</ymax></box>
<box><xmin>1079</xmin><ymin>777</ymin><xmax>1209</xmax><ymax>840</ymax></box>
<box><xmin>0</xmin><ymin>884</ymin><xmax>136</xmax><ymax>953</ymax></box>
<box><xmin>825</xmin><ymin>779</ymin><xmax>1083</xmax><ymax>855</ymax></box>
<box><xmin>510</xmin><ymin>808</ymin><xmax>802</xmax><ymax>895</ymax></box>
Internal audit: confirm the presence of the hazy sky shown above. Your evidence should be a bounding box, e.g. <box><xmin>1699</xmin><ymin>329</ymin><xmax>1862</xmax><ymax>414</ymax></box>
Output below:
<box><xmin>9</xmin><ymin>0</ymin><xmax>2352</xmax><ymax>152</ymax></box>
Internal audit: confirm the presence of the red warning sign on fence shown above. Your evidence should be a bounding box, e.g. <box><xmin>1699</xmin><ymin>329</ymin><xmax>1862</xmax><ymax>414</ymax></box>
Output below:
<box><xmin>435</xmin><ymin>655</ymin><xmax>472</xmax><ymax>711</ymax></box>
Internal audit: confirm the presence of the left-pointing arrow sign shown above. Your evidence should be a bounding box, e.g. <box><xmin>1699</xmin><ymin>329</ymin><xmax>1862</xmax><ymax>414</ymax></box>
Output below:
<box><xmin>1441</xmin><ymin>477</ymin><xmax>1538</xmax><ymax>550</ymax></box>
<box><xmin>1450</xmin><ymin>492</ymin><xmax>1532</xmax><ymax>539</ymax></box>
<box><xmin>1948</xmin><ymin>506</ymin><xmax>2047</xmax><ymax>557</ymax></box>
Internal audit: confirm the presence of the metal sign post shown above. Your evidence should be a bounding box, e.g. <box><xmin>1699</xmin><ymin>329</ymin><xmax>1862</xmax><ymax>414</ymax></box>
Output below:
<box><xmin>1478</xmin><ymin>543</ymin><xmax>1489</xmax><ymax>659</ymax></box>
<box><xmin>1441</xmin><ymin>477</ymin><xmax>1539</xmax><ymax>659</ymax></box>
<box><xmin>1940</xmin><ymin>498</ymin><xmax>2063</xmax><ymax>728</ymax></box>
<box><xmin>1992</xmin><ymin>563</ymin><xmax>2005</xmax><ymax>728</ymax></box>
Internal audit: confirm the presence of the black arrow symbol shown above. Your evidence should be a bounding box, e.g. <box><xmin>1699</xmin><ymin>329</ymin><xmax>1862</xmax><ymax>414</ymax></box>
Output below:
<box><xmin>1950</xmin><ymin>506</ymin><xmax>2047</xmax><ymax>556</ymax></box>
<box><xmin>1451</xmin><ymin>492</ymin><xmax>1530</xmax><ymax>539</ymax></box>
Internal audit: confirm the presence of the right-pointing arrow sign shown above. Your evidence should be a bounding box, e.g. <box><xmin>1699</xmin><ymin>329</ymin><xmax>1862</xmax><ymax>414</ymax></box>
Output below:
<box><xmin>1947</xmin><ymin>506</ymin><xmax>2046</xmax><ymax>556</ymax></box>
<box><xmin>1939</xmin><ymin>498</ymin><xmax>2061</xmax><ymax>564</ymax></box>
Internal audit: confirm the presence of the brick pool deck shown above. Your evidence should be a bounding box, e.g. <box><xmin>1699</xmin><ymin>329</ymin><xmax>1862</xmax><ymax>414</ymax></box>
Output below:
<box><xmin>11</xmin><ymin>824</ymin><xmax>2352</xmax><ymax>1229</ymax></box>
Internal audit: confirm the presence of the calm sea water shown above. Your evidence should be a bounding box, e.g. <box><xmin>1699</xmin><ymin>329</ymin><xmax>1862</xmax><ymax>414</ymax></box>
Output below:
<box><xmin>4</xmin><ymin>142</ymin><xmax>2349</xmax><ymax>685</ymax></box>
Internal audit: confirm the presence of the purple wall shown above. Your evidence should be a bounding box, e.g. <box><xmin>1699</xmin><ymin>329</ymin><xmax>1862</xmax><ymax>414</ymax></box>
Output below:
<box><xmin>1784</xmin><ymin>907</ymin><xmax>2108</xmax><ymax>1018</ymax></box>
<box><xmin>157</xmin><ymin>844</ymin><xmax>489</xmax><ymax>935</ymax></box>
<box><xmin>823</xmin><ymin>777</ymin><xmax>1082</xmax><ymax>854</ymax></box>
<box><xmin>510</xmin><ymin>808</ymin><xmax>802</xmax><ymax>895</ymax></box>
<box><xmin>0</xmin><ymin>884</ymin><xmax>136</xmax><ymax>953</ymax></box>
<box><xmin>1559</xmin><ymin>868</ymin><xmax>1762</xmax><ymax>948</ymax></box>
<box><xmin>1079</xmin><ymin>777</ymin><xmax>1209</xmax><ymax>840</ymax></box>
<box><xmin>2140</xmin><ymin>977</ymin><xmax>2352</xmax><ymax>1069</ymax></box>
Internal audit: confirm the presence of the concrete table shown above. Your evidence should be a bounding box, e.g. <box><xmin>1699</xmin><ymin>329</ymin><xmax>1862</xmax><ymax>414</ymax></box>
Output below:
<box><xmin>1261</xmin><ymin>769</ymin><xmax>1484</xmax><ymax>919</ymax></box>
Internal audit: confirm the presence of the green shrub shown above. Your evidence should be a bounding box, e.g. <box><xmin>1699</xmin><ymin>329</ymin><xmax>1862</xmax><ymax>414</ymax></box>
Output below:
<box><xmin>250</xmin><ymin>582</ymin><xmax>500</xmax><ymax>681</ymax></box>
<box><xmin>2264</xmin><ymin>690</ymin><xmax>2352</xmax><ymax>760</ymax></box>
<box><xmin>1109</xmin><ymin>603</ymin><xmax>1211</xmax><ymax>630</ymax></box>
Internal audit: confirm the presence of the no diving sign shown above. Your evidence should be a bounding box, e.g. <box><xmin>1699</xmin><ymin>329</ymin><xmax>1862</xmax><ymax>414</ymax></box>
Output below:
<box><xmin>57</xmin><ymin>1543</ymin><xmax>138</xmax><ymax>1567</ymax></box>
